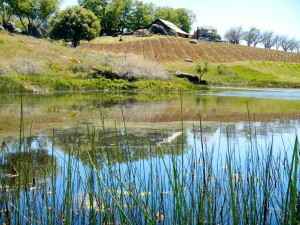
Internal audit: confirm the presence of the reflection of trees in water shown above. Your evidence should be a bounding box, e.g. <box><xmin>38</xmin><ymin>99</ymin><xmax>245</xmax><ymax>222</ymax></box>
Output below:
<box><xmin>0</xmin><ymin>137</ymin><xmax>56</xmax><ymax>190</ymax></box>
<box><xmin>191</xmin><ymin>125</ymin><xmax>219</xmax><ymax>143</ymax></box>
<box><xmin>54</xmin><ymin>127</ymin><xmax>186</xmax><ymax>165</ymax></box>
<box><xmin>220</xmin><ymin>121</ymin><xmax>300</xmax><ymax>139</ymax></box>
<box><xmin>0</xmin><ymin>137</ymin><xmax>56</xmax><ymax>224</ymax></box>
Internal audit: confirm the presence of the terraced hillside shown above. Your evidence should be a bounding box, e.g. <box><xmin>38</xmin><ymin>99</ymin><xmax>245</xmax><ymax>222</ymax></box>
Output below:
<box><xmin>81</xmin><ymin>36</ymin><xmax>300</xmax><ymax>63</ymax></box>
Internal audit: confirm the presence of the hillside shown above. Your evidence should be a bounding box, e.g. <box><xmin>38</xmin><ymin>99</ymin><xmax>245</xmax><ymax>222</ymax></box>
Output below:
<box><xmin>0</xmin><ymin>33</ymin><xmax>196</xmax><ymax>93</ymax></box>
<box><xmin>80</xmin><ymin>36</ymin><xmax>300</xmax><ymax>88</ymax></box>
<box><xmin>80</xmin><ymin>36</ymin><xmax>300</xmax><ymax>63</ymax></box>
<box><xmin>0</xmin><ymin>33</ymin><xmax>300</xmax><ymax>92</ymax></box>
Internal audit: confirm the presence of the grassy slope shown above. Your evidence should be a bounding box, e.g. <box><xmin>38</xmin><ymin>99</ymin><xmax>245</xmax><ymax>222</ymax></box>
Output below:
<box><xmin>81</xmin><ymin>36</ymin><xmax>300</xmax><ymax>88</ymax></box>
<box><xmin>0</xmin><ymin>33</ymin><xmax>300</xmax><ymax>93</ymax></box>
<box><xmin>0</xmin><ymin>33</ymin><xmax>197</xmax><ymax>93</ymax></box>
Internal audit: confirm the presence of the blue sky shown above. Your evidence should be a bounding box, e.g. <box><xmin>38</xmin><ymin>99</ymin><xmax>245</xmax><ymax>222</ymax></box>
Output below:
<box><xmin>61</xmin><ymin>0</ymin><xmax>300</xmax><ymax>39</ymax></box>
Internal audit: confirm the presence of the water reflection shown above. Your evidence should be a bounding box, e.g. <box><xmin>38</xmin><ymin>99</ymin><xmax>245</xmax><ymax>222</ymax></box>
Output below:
<box><xmin>0</xmin><ymin>137</ymin><xmax>56</xmax><ymax>190</ymax></box>
<box><xmin>0</xmin><ymin>90</ymin><xmax>299</xmax><ymax>224</ymax></box>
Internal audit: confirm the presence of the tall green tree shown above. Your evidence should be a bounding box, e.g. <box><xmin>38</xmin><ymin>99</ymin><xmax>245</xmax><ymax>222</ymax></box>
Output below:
<box><xmin>50</xmin><ymin>6</ymin><xmax>100</xmax><ymax>47</ymax></box>
<box><xmin>153</xmin><ymin>6</ymin><xmax>195</xmax><ymax>33</ymax></box>
<box><xmin>78</xmin><ymin>0</ymin><xmax>108</xmax><ymax>34</ymax></box>
<box><xmin>0</xmin><ymin>0</ymin><xmax>13</xmax><ymax>26</ymax></box>
<box><xmin>176</xmin><ymin>8</ymin><xmax>195</xmax><ymax>33</ymax></box>
<box><xmin>6</xmin><ymin>0</ymin><xmax>59</xmax><ymax>36</ymax></box>
<box><xmin>154</xmin><ymin>6</ymin><xmax>179</xmax><ymax>27</ymax></box>
<box><xmin>99</xmin><ymin>0</ymin><xmax>132</xmax><ymax>34</ymax></box>
<box><xmin>129</xmin><ymin>0</ymin><xmax>154</xmax><ymax>31</ymax></box>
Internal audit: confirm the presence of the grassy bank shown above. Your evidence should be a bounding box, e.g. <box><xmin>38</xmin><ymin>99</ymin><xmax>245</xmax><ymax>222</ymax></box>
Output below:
<box><xmin>82</xmin><ymin>36</ymin><xmax>300</xmax><ymax>88</ymax></box>
<box><xmin>1</xmin><ymin>33</ymin><xmax>300</xmax><ymax>93</ymax></box>
<box><xmin>0</xmin><ymin>33</ymin><xmax>198</xmax><ymax>93</ymax></box>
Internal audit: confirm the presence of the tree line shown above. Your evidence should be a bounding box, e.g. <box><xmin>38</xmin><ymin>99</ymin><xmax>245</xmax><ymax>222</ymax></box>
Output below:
<box><xmin>224</xmin><ymin>26</ymin><xmax>300</xmax><ymax>53</ymax></box>
<box><xmin>77</xmin><ymin>0</ymin><xmax>195</xmax><ymax>35</ymax></box>
<box><xmin>0</xmin><ymin>0</ymin><xmax>196</xmax><ymax>37</ymax></box>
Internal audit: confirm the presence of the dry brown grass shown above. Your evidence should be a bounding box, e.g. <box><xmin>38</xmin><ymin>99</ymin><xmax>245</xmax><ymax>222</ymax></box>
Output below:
<box><xmin>81</xmin><ymin>37</ymin><xmax>300</xmax><ymax>63</ymax></box>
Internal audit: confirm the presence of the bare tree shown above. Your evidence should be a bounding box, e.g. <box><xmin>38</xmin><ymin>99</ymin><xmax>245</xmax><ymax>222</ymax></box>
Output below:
<box><xmin>287</xmin><ymin>38</ymin><xmax>298</xmax><ymax>52</ymax></box>
<box><xmin>273</xmin><ymin>35</ymin><xmax>282</xmax><ymax>50</ymax></box>
<box><xmin>252</xmin><ymin>29</ymin><xmax>261</xmax><ymax>47</ymax></box>
<box><xmin>243</xmin><ymin>27</ymin><xmax>260</xmax><ymax>46</ymax></box>
<box><xmin>224</xmin><ymin>26</ymin><xmax>243</xmax><ymax>44</ymax></box>
<box><xmin>295</xmin><ymin>41</ymin><xmax>300</xmax><ymax>53</ymax></box>
<box><xmin>260</xmin><ymin>31</ymin><xmax>275</xmax><ymax>49</ymax></box>
<box><xmin>280</xmin><ymin>36</ymin><xmax>290</xmax><ymax>51</ymax></box>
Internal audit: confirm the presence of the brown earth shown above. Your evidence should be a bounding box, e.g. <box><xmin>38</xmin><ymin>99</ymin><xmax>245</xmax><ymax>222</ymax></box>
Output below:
<box><xmin>80</xmin><ymin>37</ymin><xmax>300</xmax><ymax>63</ymax></box>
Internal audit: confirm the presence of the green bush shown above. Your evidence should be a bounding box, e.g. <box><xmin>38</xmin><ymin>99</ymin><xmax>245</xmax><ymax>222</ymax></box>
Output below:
<box><xmin>50</xmin><ymin>6</ymin><xmax>100</xmax><ymax>47</ymax></box>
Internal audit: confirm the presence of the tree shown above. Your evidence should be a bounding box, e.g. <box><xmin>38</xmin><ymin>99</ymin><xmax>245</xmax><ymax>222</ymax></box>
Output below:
<box><xmin>260</xmin><ymin>31</ymin><xmax>275</xmax><ymax>49</ymax></box>
<box><xmin>49</xmin><ymin>6</ymin><xmax>100</xmax><ymax>47</ymax></box>
<box><xmin>176</xmin><ymin>8</ymin><xmax>195</xmax><ymax>33</ymax></box>
<box><xmin>295</xmin><ymin>41</ymin><xmax>300</xmax><ymax>53</ymax></box>
<box><xmin>273</xmin><ymin>35</ymin><xmax>282</xmax><ymax>50</ymax></box>
<box><xmin>210</xmin><ymin>33</ymin><xmax>221</xmax><ymax>41</ymax></box>
<box><xmin>6</xmin><ymin>0</ymin><xmax>59</xmax><ymax>36</ymax></box>
<box><xmin>0</xmin><ymin>0</ymin><xmax>13</xmax><ymax>26</ymax></box>
<box><xmin>129</xmin><ymin>0</ymin><xmax>154</xmax><ymax>31</ymax></box>
<box><xmin>287</xmin><ymin>38</ymin><xmax>298</xmax><ymax>52</ymax></box>
<box><xmin>78</xmin><ymin>0</ymin><xmax>108</xmax><ymax>19</ymax></box>
<box><xmin>280</xmin><ymin>35</ymin><xmax>291</xmax><ymax>51</ymax></box>
<box><xmin>243</xmin><ymin>27</ymin><xmax>260</xmax><ymax>47</ymax></box>
<box><xmin>224</xmin><ymin>26</ymin><xmax>243</xmax><ymax>44</ymax></box>
<box><xmin>102</xmin><ymin>0</ymin><xmax>132</xmax><ymax>33</ymax></box>
<box><xmin>252</xmin><ymin>29</ymin><xmax>261</xmax><ymax>47</ymax></box>
<box><xmin>154</xmin><ymin>7</ymin><xmax>180</xmax><ymax>27</ymax></box>
<box><xmin>195</xmin><ymin>61</ymin><xmax>209</xmax><ymax>83</ymax></box>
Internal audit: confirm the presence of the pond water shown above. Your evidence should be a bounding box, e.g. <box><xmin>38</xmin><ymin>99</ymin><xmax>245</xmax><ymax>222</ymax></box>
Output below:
<box><xmin>0</xmin><ymin>89</ymin><xmax>300</xmax><ymax>224</ymax></box>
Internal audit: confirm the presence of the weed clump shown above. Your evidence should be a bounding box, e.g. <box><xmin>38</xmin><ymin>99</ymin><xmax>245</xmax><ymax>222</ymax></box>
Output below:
<box><xmin>115</xmin><ymin>56</ymin><xmax>170</xmax><ymax>80</ymax></box>
<box><xmin>10</xmin><ymin>58</ymin><xmax>41</xmax><ymax>75</ymax></box>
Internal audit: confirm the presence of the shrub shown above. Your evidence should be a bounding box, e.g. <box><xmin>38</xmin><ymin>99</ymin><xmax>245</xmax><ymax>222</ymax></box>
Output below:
<box><xmin>49</xmin><ymin>6</ymin><xmax>100</xmax><ymax>47</ymax></box>
<box><xmin>10</xmin><ymin>58</ymin><xmax>41</xmax><ymax>75</ymax></box>
<box><xmin>217</xmin><ymin>65</ymin><xmax>229</xmax><ymax>75</ymax></box>
<box><xmin>115</xmin><ymin>56</ymin><xmax>170</xmax><ymax>80</ymax></box>
<box><xmin>135</xmin><ymin>29</ymin><xmax>152</xmax><ymax>37</ymax></box>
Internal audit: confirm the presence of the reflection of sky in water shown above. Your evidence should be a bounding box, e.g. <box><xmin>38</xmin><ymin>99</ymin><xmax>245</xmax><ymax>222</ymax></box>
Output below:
<box><xmin>1</xmin><ymin>120</ymin><xmax>300</xmax><ymax>224</ymax></box>
<box><xmin>206</xmin><ymin>90</ymin><xmax>300</xmax><ymax>101</ymax></box>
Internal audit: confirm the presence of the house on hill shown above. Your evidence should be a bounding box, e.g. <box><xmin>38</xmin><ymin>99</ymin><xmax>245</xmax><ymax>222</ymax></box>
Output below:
<box><xmin>144</xmin><ymin>19</ymin><xmax>189</xmax><ymax>38</ymax></box>
<box><xmin>194</xmin><ymin>26</ymin><xmax>217</xmax><ymax>39</ymax></box>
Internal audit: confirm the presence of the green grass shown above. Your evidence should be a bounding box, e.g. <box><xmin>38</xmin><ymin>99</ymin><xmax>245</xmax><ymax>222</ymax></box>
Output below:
<box><xmin>204</xmin><ymin>62</ymin><xmax>300</xmax><ymax>87</ymax></box>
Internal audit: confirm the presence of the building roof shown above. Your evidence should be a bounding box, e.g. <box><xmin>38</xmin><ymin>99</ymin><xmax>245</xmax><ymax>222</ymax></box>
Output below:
<box><xmin>158</xmin><ymin>19</ymin><xmax>188</xmax><ymax>35</ymax></box>
<box><xmin>199</xmin><ymin>26</ymin><xmax>217</xmax><ymax>31</ymax></box>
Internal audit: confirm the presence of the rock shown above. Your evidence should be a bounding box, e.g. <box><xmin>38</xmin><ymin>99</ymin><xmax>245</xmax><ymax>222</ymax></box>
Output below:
<box><xmin>68</xmin><ymin>57</ymin><xmax>81</xmax><ymax>64</ymax></box>
<box><xmin>135</xmin><ymin>29</ymin><xmax>151</xmax><ymax>37</ymax></box>
<box><xmin>149</xmin><ymin>24</ymin><xmax>167</xmax><ymax>35</ymax></box>
<box><xmin>168</xmin><ymin>29</ymin><xmax>178</xmax><ymax>37</ymax></box>
<box><xmin>0</xmin><ymin>25</ymin><xmax>4</xmax><ymax>31</ymax></box>
<box><xmin>185</xmin><ymin>59</ymin><xmax>193</xmax><ymax>62</ymax></box>
<box><xmin>176</xmin><ymin>71</ymin><xmax>200</xmax><ymax>83</ymax></box>
<box><xmin>13</xmin><ymin>28</ymin><xmax>22</xmax><ymax>34</ymax></box>
<box><xmin>6</xmin><ymin>21</ymin><xmax>17</xmax><ymax>33</ymax></box>
<box><xmin>9</xmin><ymin>33</ymin><xmax>16</xmax><ymax>36</ymax></box>
<box><xmin>189</xmin><ymin>39</ymin><xmax>198</xmax><ymax>44</ymax></box>
<box><xmin>111</xmin><ymin>32</ymin><xmax>119</xmax><ymax>37</ymax></box>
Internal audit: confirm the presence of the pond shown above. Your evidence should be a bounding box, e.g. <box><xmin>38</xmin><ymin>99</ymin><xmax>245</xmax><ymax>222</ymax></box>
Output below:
<box><xmin>0</xmin><ymin>89</ymin><xmax>300</xmax><ymax>224</ymax></box>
